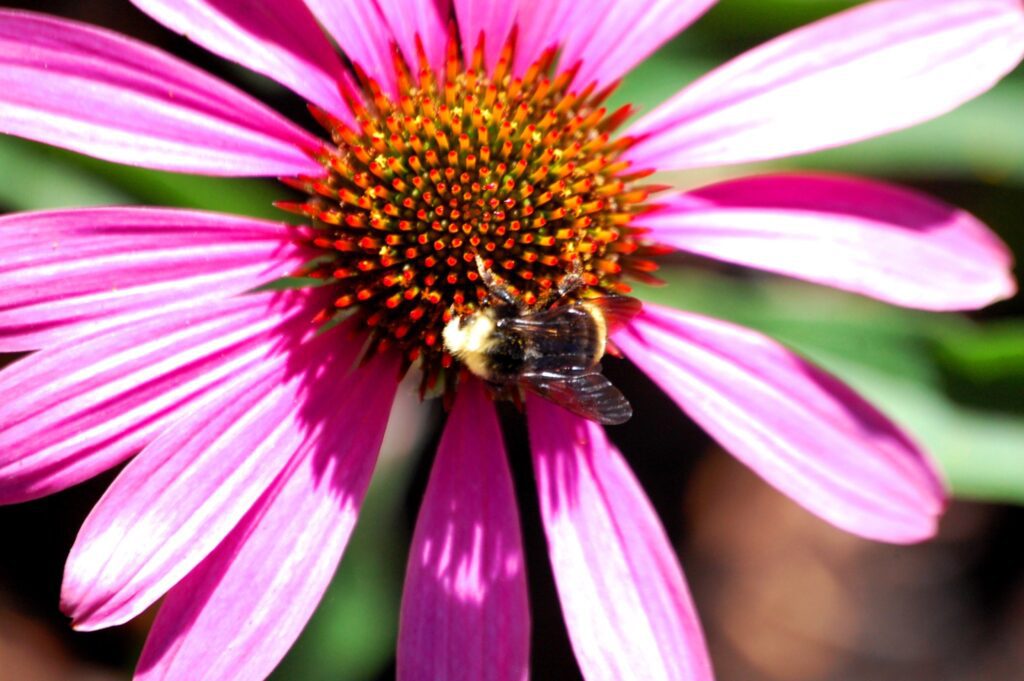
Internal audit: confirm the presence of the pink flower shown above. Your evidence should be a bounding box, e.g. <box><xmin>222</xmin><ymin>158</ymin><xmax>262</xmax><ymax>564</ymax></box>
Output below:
<box><xmin>0</xmin><ymin>1</ymin><xmax>1021</xmax><ymax>679</ymax></box>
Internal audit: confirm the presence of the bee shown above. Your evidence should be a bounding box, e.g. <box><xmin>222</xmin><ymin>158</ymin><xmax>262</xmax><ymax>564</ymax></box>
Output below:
<box><xmin>443</xmin><ymin>256</ymin><xmax>641</xmax><ymax>425</ymax></box>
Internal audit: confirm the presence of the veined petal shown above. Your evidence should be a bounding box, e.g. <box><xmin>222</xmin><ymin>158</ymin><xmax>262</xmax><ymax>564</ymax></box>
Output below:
<box><xmin>638</xmin><ymin>174</ymin><xmax>1016</xmax><ymax>310</ymax></box>
<box><xmin>62</xmin><ymin>325</ymin><xmax>394</xmax><ymax>632</ymax></box>
<box><xmin>130</xmin><ymin>0</ymin><xmax>354</xmax><ymax>122</ymax></box>
<box><xmin>0</xmin><ymin>207</ymin><xmax>309</xmax><ymax>352</ymax></box>
<box><xmin>0</xmin><ymin>10</ymin><xmax>323</xmax><ymax>176</ymax></box>
<box><xmin>398</xmin><ymin>380</ymin><xmax>529</xmax><ymax>681</ymax></box>
<box><xmin>375</xmin><ymin>0</ymin><xmax>449</xmax><ymax>79</ymax></box>
<box><xmin>560</xmin><ymin>0</ymin><xmax>717</xmax><ymax>88</ymax></box>
<box><xmin>134</xmin><ymin>349</ymin><xmax>398</xmax><ymax>680</ymax></box>
<box><xmin>62</xmin><ymin>355</ymin><xmax>312</xmax><ymax>630</ymax></box>
<box><xmin>0</xmin><ymin>291</ymin><xmax>311</xmax><ymax>505</ymax></box>
<box><xmin>616</xmin><ymin>304</ymin><xmax>947</xmax><ymax>543</ymax></box>
<box><xmin>625</xmin><ymin>0</ymin><xmax>1024</xmax><ymax>170</ymax></box>
<box><xmin>303</xmin><ymin>0</ymin><xmax>397</xmax><ymax>92</ymax></box>
<box><xmin>453</xmin><ymin>0</ymin><xmax>517</xmax><ymax>72</ymax></box>
<box><xmin>527</xmin><ymin>398</ymin><xmax>713</xmax><ymax>681</ymax></box>
<box><xmin>514</xmin><ymin>0</ymin><xmax>575</xmax><ymax>75</ymax></box>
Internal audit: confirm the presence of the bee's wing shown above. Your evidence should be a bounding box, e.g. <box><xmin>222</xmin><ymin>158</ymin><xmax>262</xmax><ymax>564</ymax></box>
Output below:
<box><xmin>587</xmin><ymin>295</ymin><xmax>643</xmax><ymax>332</ymax></box>
<box><xmin>502</xmin><ymin>305</ymin><xmax>599</xmax><ymax>374</ymax></box>
<box><xmin>522</xmin><ymin>369</ymin><xmax>633</xmax><ymax>425</ymax></box>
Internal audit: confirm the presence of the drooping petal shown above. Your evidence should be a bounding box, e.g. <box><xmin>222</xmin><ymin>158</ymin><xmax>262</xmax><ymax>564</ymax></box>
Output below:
<box><xmin>398</xmin><ymin>380</ymin><xmax>529</xmax><ymax>681</ymax></box>
<box><xmin>625</xmin><ymin>0</ymin><xmax>1024</xmax><ymax>171</ymax></box>
<box><xmin>130</xmin><ymin>0</ymin><xmax>354</xmax><ymax>121</ymax></box>
<box><xmin>638</xmin><ymin>174</ymin><xmax>1016</xmax><ymax>311</ymax></box>
<box><xmin>0</xmin><ymin>291</ymin><xmax>310</xmax><ymax>505</ymax></box>
<box><xmin>134</xmin><ymin>349</ymin><xmax>398</xmax><ymax>680</ymax></box>
<box><xmin>0</xmin><ymin>207</ymin><xmax>309</xmax><ymax>352</ymax></box>
<box><xmin>453</xmin><ymin>0</ymin><xmax>517</xmax><ymax>71</ymax></box>
<box><xmin>616</xmin><ymin>304</ymin><xmax>947</xmax><ymax>543</ymax></box>
<box><xmin>558</xmin><ymin>0</ymin><xmax>717</xmax><ymax>88</ymax></box>
<box><xmin>527</xmin><ymin>397</ymin><xmax>713</xmax><ymax>681</ymax></box>
<box><xmin>62</xmin><ymin>326</ymin><xmax>395</xmax><ymax>632</ymax></box>
<box><xmin>0</xmin><ymin>10</ymin><xmax>323</xmax><ymax>176</ymax></box>
<box><xmin>62</xmin><ymin>351</ymin><xmax>317</xmax><ymax>629</ymax></box>
<box><xmin>303</xmin><ymin>0</ymin><xmax>397</xmax><ymax>92</ymax></box>
<box><xmin>375</xmin><ymin>0</ymin><xmax>450</xmax><ymax>78</ymax></box>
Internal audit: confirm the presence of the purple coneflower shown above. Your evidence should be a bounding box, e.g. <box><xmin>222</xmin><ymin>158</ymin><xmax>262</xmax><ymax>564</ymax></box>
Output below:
<box><xmin>1</xmin><ymin>0</ymin><xmax>1022</xmax><ymax>679</ymax></box>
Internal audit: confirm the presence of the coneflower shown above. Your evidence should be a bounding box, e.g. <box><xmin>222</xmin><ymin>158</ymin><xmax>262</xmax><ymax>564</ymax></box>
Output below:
<box><xmin>0</xmin><ymin>1</ymin><xmax>1021</xmax><ymax>680</ymax></box>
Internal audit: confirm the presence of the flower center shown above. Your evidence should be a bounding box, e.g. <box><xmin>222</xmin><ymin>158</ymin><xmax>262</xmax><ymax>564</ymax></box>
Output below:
<box><xmin>279</xmin><ymin>32</ymin><xmax>664</xmax><ymax>395</ymax></box>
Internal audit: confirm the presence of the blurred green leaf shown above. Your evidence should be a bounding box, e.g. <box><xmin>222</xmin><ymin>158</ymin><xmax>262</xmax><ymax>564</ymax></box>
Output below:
<box><xmin>608</xmin><ymin>52</ymin><xmax>707</xmax><ymax>117</ymax></box>
<box><xmin>933</xmin><ymin>320</ymin><xmax>1024</xmax><ymax>381</ymax></box>
<box><xmin>68</xmin><ymin>153</ymin><xmax>284</xmax><ymax>219</ymax></box>
<box><xmin>272</xmin><ymin>394</ymin><xmax>433</xmax><ymax>681</ymax></box>
<box><xmin>635</xmin><ymin>266</ymin><xmax>948</xmax><ymax>382</ymax></box>
<box><xmin>0</xmin><ymin>136</ymin><xmax>283</xmax><ymax>218</ymax></box>
<box><xmin>271</xmin><ymin>460</ymin><xmax>409</xmax><ymax>681</ymax></box>
<box><xmin>696</xmin><ymin>0</ymin><xmax>860</xmax><ymax>41</ymax></box>
<box><xmin>640</xmin><ymin>267</ymin><xmax>1024</xmax><ymax>504</ymax></box>
<box><xmin>782</xmin><ymin>81</ymin><xmax>1024</xmax><ymax>184</ymax></box>
<box><xmin>793</xmin><ymin>349</ymin><xmax>1024</xmax><ymax>506</ymax></box>
<box><xmin>0</xmin><ymin>136</ymin><xmax>131</xmax><ymax>209</ymax></box>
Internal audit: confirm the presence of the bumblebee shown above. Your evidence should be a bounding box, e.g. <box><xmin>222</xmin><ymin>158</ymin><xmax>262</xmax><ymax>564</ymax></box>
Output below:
<box><xmin>443</xmin><ymin>257</ymin><xmax>640</xmax><ymax>425</ymax></box>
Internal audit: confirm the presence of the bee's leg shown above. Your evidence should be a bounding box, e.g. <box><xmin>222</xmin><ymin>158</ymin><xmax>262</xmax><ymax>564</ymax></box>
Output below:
<box><xmin>557</xmin><ymin>258</ymin><xmax>585</xmax><ymax>298</ymax></box>
<box><xmin>532</xmin><ymin>258</ymin><xmax>584</xmax><ymax>309</ymax></box>
<box><xmin>509</xmin><ymin>384</ymin><xmax>526</xmax><ymax>414</ymax></box>
<box><xmin>483</xmin><ymin>381</ymin><xmax>524</xmax><ymax>413</ymax></box>
<box><xmin>475</xmin><ymin>254</ymin><xmax>521</xmax><ymax>308</ymax></box>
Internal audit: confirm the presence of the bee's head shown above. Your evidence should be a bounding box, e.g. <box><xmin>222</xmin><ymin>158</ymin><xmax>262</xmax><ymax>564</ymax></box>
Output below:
<box><xmin>442</xmin><ymin>306</ymin><xmax>498</xmax><ymax>363</ymax></box>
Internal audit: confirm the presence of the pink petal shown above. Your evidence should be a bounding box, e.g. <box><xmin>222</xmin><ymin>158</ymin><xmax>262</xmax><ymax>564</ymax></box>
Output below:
<box><xmin>398</xmin><ymin>380</ymin><xmax>529</xmax><ymax>681</ymax></box>
<box><xmin>63</xmin><ymin>327</ymin><xmax>394</xmax><ymax>632</ymax></box>
<box><xmin>134</xmin><ymin>349</ymin><xmax>398</xmax><ymax>680</ymax></box>
<box><xmin>0</xmin><ymin>10</ymin><xmax>323</xmax><ymax>176</ymax></box>
<box><xmin>0</xmin><ymin>207</ymin><xmax>309</xmax><ymax>352</ymax></box>
<box><xmin>130</xmin><ymin>0</ymin><xmax>354</xmax><ymax>122</ymax></box>
<box><xmin>616</xmin><ymin>304</ymin><xmax>947</xmax><ymax>543</ymax></box>
<box><xmin>558</xmin><ymin>0</ymin><xmax>717</xmax><ymax>88</ymax></box>
<box><xmin>0</xmin><ymin>291</ymin><xmax>311</xmax><ymax>505</ymax></box>
<box><xmin>639</xmin><ymin>174</ymin><xmax>1016</xmax><ymax>311</ymax></box>
<box><xmin>513</xmin><ymin>0</ymin><xmax>575</xmax><ymax>75</ymax></box>
<box><xmin>303</xmin><ymin>0</ymin><xmax>397</xmax><ymax>93</ymax></box>
<box><xmin>527</xmin><ymin>397</ymin><xmax>713</xmax><ymax>681</ymax></box>
<box><xmin>625</xmin><ymin>0</ymin><xmax>1024</xmax><ymax>171</ymax></box>
<box><xmin>375</xmin><ymin>0</ymin><xmax>450</xmax><ymax>79</ymax></box>
<box><xmin>454</xmin><ymin>0</ymin><xmax>517</xmax><ymax>71</ymax></box>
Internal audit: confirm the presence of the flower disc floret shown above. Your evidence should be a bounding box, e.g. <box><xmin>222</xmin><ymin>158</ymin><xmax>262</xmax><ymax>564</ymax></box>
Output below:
<box><xmin>280</xmin><ymin>33</ymin><xmax>666</xmax><ymax>394</ymax></box>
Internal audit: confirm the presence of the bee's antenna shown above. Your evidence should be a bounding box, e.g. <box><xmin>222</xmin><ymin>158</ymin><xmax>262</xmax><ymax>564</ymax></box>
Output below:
<box><xmin>475</xmin><ymin>254</ymin><xmax>520</xmax><ymax>307</ymax></box>
<box><xmin>557</xmin><ymin>258</ymin><xmax>585</xmax><ymax>298</ymax></box>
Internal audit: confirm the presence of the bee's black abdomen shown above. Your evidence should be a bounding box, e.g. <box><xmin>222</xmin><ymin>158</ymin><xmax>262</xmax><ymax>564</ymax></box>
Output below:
<box><xmin>505</xmin><ymin>305</ymin><xmax>603</xmax><ymax>375</ymax></box>
<box><xmin>485</xmin><ymin>329</ymin><xmax>528</xmax><ymax>382</ymax></box>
